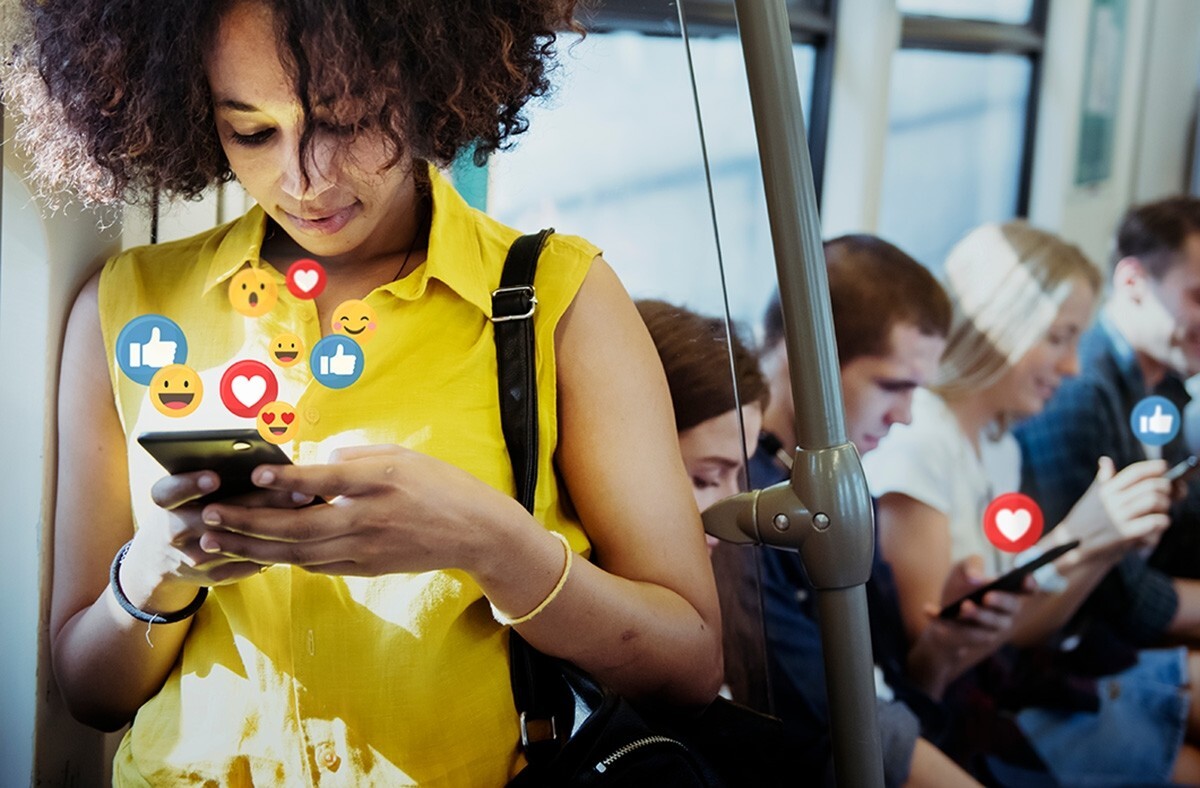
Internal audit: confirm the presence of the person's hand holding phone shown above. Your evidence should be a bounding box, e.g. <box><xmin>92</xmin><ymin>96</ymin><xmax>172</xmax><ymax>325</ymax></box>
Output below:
<box><xmin>905</xmin><ymin>554</ymin><xmax>1031</xmax><ymax>700</ymax></box>
<box><xmin>1053</xmin><ymin>456</ymin><xmax>1172</xmax><ymax>560</ymax></box>
<box><xmin>120</xmin><ymin>450</ymin><xmax>319</xmax><ymax>615</ymax></box>
<box><xmin>186</xmin><ymin>444</ymin><xmax>523</xmax><ymax>578</ymax></box>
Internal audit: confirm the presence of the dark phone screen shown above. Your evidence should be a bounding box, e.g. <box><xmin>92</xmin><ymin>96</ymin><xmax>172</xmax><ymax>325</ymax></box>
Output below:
<box><xmin>938</xmin><ymin>539</ymin><xmax>1080</xmax><ymax>619</ymax></box>
<box><xmin>137</xmin><ymin>428</ymin><xmax>291</xmax><ymax>504</ymax></box>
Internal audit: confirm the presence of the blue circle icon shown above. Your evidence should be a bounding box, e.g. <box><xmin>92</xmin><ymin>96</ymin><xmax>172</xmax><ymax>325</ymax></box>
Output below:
<box><xmin>1130</xmin><ymin>396</ymin><xmax>1181</xmax><ymax>446</ymax></box>
<box><xmin>310</xmin><ymin>336</ymin><xmax>364</xmax><ymax>389</ymax></box>
<box><xmin>116</xmin><ymin>314</ymin><xmax>188</xmax><ymax>385</ymax></box>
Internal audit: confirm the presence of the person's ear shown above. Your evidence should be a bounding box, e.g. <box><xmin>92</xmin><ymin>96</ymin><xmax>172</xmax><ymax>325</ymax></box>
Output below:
<box><xmin>1112</xmin><ymin>256</ymin><xmax>1149</xmax><ymax>303</ymax></box>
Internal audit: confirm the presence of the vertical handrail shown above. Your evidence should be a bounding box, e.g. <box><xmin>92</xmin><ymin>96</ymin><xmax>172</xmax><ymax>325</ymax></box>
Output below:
<box><xmin>731</xmin><ymin>1</ymin><xmax>885</xmax><ymax>784</ymax></box>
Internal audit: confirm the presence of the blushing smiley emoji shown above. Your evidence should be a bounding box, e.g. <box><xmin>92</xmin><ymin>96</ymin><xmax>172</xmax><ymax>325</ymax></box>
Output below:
<box><xmin>331</xmin><ymin>299</ymin><xmax>378</xmax><ymax>344</ymax></box>
<box><xmin>228</xmin><ymin>266</ymin><xmax>279</xmax><ymax>317</ymax></box>
<box><xmin>270</xmin><ymin>332</ymin><xmax>305</xmax><ymax>368</ymax></box>
<box><xmin>149</xmin><ymin>364</ymin><xmax>203</xmax><ymax>418</ymax></box>
<box><xmin>256</xmin><ymin>400</ymin><xmax>299</xmax><ymax>444</ymax></box>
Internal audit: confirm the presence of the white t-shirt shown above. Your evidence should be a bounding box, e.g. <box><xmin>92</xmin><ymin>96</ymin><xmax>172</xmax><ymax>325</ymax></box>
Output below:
<box><xmin>862</xmin><ymin>388</ymin><xmax>1021</xmax><ymax>577</ymax></box>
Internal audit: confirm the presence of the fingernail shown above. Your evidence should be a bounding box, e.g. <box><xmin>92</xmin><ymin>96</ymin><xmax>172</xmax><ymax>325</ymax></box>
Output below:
<box><xmin>198</xmin><ymin>474</ymin><xmax>217</xmax><ymax>492</ymax></box>
<box><xmin>200</xmin><ymin>535</ymin><xmax>220</xmax><ymax>553</ymax></box>
<box><xmin>257</xmin><ymin>469</ymin><xmax>276</xmax><ymax>485</ymax></box>
<box><xmin>202</xmin><ymin>509</ymin><xmax>221</xmax><ymax>525</ymax></box>
<box><xmin>292</xmin><ymin>491</ymin><xmax>313</xmax><ymax>504</ymax></box>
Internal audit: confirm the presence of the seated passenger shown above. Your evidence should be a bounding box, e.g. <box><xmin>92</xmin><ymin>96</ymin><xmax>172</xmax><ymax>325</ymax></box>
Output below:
<box><xmin>754</xmin><ymin>235</ymin><xmax>1011</xmax><ymax>786</ymax></box>
<box><xmin>1016</xmin><ymin>196</ymin><xmax>1200</xmax><ymax>644</ymax></box>
<box><xmin>15</xmin><ymin>2</ymin><xmax>723</xmax><ymax>784</ymax></box>
<box><xmin>864</xmin><ymin>221</ymin><xmax>1199</xmax><ymax>785</ymax></box>
<box><xmin>635</xmin><ymin>299</ymin><xmax>773</xmax><ymax>707</ymax></box>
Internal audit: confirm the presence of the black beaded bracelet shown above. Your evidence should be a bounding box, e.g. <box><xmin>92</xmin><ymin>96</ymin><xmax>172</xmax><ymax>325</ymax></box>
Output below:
<box><xmin>109</xmin><ymin>540</ymin><xmax>208</xmax><ymax>625</ymax></box>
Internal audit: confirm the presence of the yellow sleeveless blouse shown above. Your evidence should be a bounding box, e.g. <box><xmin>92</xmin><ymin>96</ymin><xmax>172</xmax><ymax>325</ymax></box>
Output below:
<box><xmin>97</xmin><ymin>167</ymin><xmax>597</xmax><ymax>786</ymax></box>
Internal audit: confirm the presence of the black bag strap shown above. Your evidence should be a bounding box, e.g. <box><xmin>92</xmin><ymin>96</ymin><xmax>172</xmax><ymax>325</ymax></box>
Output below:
<box><xmin>492</xmin><ymin>229</ymin><xmax>565</xmax><ymax>765</ymax></box>
<box><xmin>493</xmin><ymin>229</ymin><xmax>552</xmax><ymax>513</ymax></box>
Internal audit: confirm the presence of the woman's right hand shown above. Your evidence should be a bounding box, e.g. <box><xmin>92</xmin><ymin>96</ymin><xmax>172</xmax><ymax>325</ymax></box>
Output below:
<box><xmin>118</xmin><ymin>469</ymin><xmax>313</xmax><ymax>614</ymax></box>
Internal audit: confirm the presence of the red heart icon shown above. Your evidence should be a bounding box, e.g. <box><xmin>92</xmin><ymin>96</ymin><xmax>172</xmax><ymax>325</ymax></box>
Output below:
<box><xmin>262</xmin><ymin>412</ymin><xmax>276</xmax><ymax>424</ymax></box>
<box><xmin>281</xmin><ymin>412</ymin><xmax>295</xmax><ymax>424</ymax></box>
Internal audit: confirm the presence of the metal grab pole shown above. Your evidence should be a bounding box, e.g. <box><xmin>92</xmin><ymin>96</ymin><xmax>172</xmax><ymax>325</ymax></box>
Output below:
<box><xmin>730</xmin><ymin>1</ymin><xmax>885</xmax><ymax>784</ymax></box>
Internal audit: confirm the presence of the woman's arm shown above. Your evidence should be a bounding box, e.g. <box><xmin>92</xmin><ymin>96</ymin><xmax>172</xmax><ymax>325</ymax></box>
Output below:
<box><xmin>199</xmin><ymin>258</ymin><xmax>724</xmax><ymax>705</ymax></box>
<box><xmin>906</xmin><ymin>738</ymin><xmax>981</xmax><ymax>787</ymax></box>
<box><xmin>51</xmin><ymin>274</ymin><xmax>287</xmax><ymax>730</ymax></box>
<box><xmin>539</xmin><ymin>257</ymin><xmax>724</xmax><ymax>702</ymax></box>
<box><xmin>876</xmin><ymin>492</ymin><xmax>954</xmax><ymax>642</ymax></box>
<box><xmin>51</xmin><ymin>274</ymin><xmax>190</xmax><ymax>729</ymax></box>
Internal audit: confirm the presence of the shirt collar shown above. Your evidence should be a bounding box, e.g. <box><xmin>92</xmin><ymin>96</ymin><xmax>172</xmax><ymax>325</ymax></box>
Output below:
<box><xmin>201</xmin><ymin>204</ymin><xmax>271</xmax><ymax>295</ymax></box>
<box><xmin>380</xmin><ymin>164</ymin><xmax>493</xmax><ymax>315</ymax></box>
<box><xmin>1098</xmin><ymin>313</ymin><xmax>1191</xmax><ymax>403</ymax></box>
<box><xmin>200</xmin><ymin>166</ymin><xmax>493</xmax><ymax>315</ymax></box>
<box><xmin>1097</xmin><ymin>313</ymin><xmax>1142</xmax><ymax>387</ymax></box>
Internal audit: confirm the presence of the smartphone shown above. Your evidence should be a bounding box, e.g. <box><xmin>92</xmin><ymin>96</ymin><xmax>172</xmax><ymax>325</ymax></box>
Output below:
<box><xmin>137</xmin><ymin>428</ymin><xmax>293</xmax><ymax>504</ymax></box>
<box><xmin>938</xmin><ymin>539</ymin><xmax>1081</xmax><ymax>620</ymax></box>
<box><xmin>1166</xmin><ymin>455</ymin><xmax>1200</xmax><ymax>483</ymax></box>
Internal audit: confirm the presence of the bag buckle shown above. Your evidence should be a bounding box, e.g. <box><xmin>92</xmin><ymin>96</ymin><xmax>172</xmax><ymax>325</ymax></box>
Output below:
<box><xmin>491</xmin><ymin>285</ymin><xmax>538</xmax><ymax>322</ymax></box>
<box><xmin>519</xmin><ymin>711</ymin><xmax>559</xmax><ymax>747</ymax></box>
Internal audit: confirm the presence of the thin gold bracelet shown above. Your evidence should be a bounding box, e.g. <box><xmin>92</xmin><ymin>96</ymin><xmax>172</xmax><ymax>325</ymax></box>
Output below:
<box><xmin>490</xmin><ymin>531</ymin><xmax>573</xmax><ymax>627</ymax></box>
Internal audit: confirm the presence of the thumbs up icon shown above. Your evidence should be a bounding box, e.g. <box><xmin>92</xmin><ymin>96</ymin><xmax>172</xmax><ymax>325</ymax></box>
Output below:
<box><xmin>310</xmin><ymin>335</ymin><xmax>363</xmax><ymax>389</ymax></box>
<box><xmin>1142</xmin><ymin>405</ymin><xmax>1175</xmax><ymax>435</ymax></box>
<box><xmin>1132</xmin><ymin>396</ymin><xmax>1181</xmax><ymax>446</ymax></box>
<box><xmin>129</xmin><ymin>326</ymin><xmax>178</xmax><ymax>368</ymax></box>
<box><xmin>329</xmin><ymin>344</ymin><xmax>356</xmax><ymax>376</ymax></box>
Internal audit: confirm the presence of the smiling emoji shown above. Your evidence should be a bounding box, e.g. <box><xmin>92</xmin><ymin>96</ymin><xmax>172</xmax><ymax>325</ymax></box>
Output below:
<box><xmin>270</xmin><ymin>332</ymin><xmax>305</xmax><ymax>368</ymax></box>
<box><xmin>331</xmin><ymin>299</ymin><xmax>378</xmax><ymax>344</ymax></box>
<box><xmin>256</xmin><ymin>400</ymin><xmax>299</xmax><ymax>444</ymax></box>
<box><xmin>149</xmin><ymin>364</ymin><xmax>203</xmax><ymax>418</ymax></box>
<box><xmin>229</xmin><ymin>266</ymin><xmax>279</xmax><ymax>317</ymax></box>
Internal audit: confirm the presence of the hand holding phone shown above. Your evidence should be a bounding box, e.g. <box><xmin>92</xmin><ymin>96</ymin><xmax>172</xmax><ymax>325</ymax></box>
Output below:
<box><xmin>938</xmin><ymin>540</ymin><xmax>1080</xmax><ymax>619</ymax></box>
<box><xmin>137</xmin><ymin>428</ymin><xmax>294</xmax><ymax>505</ymax></box>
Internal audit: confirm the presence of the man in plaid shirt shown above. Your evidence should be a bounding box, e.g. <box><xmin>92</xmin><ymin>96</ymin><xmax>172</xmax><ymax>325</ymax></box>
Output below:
<box><xmin>1015</xmin><ymin>196</ymin><xmax>1200</xmax><ymax>648</ymax></box>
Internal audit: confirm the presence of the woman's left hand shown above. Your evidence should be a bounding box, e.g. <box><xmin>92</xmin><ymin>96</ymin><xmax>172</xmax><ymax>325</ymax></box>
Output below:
<box><xmin>195</xmin><ymin>444</ymin><xmax>521</xmax><ymax>576</ymax></box>
<box><xmin>906</xmin><ymin>554</ymin><xmax>1029</xmax><ymax>699</ymax></box>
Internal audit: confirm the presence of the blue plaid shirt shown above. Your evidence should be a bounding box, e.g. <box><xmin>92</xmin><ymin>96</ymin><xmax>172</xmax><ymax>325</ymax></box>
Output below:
<box><xmin>1014</xmin><ymin>317</ymin><xmax>1198</xmax><ymax>644</ymax></box>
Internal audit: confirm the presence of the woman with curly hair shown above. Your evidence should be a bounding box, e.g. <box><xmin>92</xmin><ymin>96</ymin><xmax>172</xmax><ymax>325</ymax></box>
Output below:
<box><xmin>7</xmin><ymin>1</ymin><xmax>723</xmax><ymax>784</ymax></box>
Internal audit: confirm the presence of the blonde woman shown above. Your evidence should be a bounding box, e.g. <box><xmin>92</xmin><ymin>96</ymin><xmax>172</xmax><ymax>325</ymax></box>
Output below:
<box><xmin>863</xmin><ymin>222</ymin><xmax>1200</xmax><ymax>784</ymax></box>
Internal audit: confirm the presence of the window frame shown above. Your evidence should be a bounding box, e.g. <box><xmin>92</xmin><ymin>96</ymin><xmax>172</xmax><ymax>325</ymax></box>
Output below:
<box><xmin>587</xmin><ymin>0</ymin><xmax>836</xmax><ymax>203</ymax></box>
<box><xmin>896</xmin><ymin>0</ymin><xmax>1049</xmax><ymax>215</ymax></box>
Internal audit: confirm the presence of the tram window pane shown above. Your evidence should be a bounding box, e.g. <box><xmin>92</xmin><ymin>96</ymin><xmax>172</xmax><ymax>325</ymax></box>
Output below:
<box><xmin>877</xmin><ymin>48</ymin><xmax>1030</xmax><ymax>273</ymax></box>
<box><xmin>488</xmin><ymin>31</ymin><xmax>815</xmax><ymax>323</ymax></box>
<box><xmin>896</xmin><ymin>0</ymin><xmax>1033</xmax><ymax>25</ymax></box>
<box><xmin>687</xmin><ymin>39</ymin><xmax>817</xmax><ymax>327</ymax></box>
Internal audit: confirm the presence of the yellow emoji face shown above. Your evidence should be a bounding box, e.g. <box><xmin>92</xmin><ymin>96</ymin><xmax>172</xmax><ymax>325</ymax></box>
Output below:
<box><xmin>149</xmin><ymin>364</ymin><xmax>203</xmax><ymax>418</ymax></box>
<box><xmin>228</xmin><ymin>267</ymin><xmax>278</xmax><ymax>317</ymax></box>
<box><xmin>331</xmin><ymin>299</ymin><xmax>378</xmax><ymax>344</ymax></box>
<box><xmin>256</xmin><ymin>400</ymin><xmax>299</xmax><ymax>444</ymax></box>
<box><xmin>270</xmin><ymin>332</ymin><xmax>305</xmax><ymax>368</ymax></box>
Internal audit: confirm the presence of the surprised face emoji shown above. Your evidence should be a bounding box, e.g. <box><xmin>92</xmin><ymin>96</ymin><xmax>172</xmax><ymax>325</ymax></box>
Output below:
<box><xmin>149</xmin><ymin>364</ymin><xmax>203</xmax><ymax>418</ymax></box>
<box><xmin>229</xmin><ymin>267</ymin><xmax>279</xmax><ymax>317</ymax></box>
<box><xmin>331</xmin><ymin>299</ymin><xmax>378</xmax><ymax>344</ymax></box>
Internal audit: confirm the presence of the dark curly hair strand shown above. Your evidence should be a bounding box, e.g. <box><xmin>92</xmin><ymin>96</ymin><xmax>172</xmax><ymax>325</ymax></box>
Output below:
<box><xmin>5</xmin><ymin>0</ymin><xmax>579</xmax><ymax>205</ymax></box>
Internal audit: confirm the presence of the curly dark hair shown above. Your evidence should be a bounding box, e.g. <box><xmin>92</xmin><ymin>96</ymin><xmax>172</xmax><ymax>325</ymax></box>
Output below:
<box><xmin>4</xmin><ymin>0</ymin><xmax>579</xmax><ymax>205</ymax></box>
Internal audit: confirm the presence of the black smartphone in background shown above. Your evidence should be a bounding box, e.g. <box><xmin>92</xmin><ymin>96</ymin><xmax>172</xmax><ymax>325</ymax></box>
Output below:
<box><xmin>137</xmin><ymin>428</ymin><xmax>292</xmax><ymax>505</ymax></box>
<box><xmin>938</xmin><ymin>539</ymin><xmax>1081</xmax><ymax>620</ymax></box>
